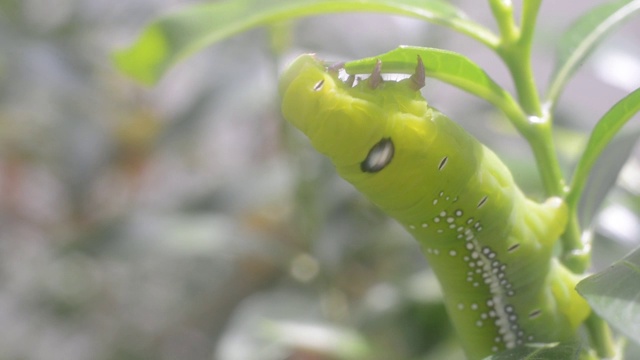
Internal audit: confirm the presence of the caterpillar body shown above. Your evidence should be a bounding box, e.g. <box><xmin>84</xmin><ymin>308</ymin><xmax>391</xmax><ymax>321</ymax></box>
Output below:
<box><xmin>279</xmin><ymin>54</ymin><xmax>590</xmax><ymax>359</ymax></box>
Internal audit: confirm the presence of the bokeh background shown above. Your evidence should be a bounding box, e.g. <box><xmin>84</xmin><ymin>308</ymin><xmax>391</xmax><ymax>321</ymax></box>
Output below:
<box><xmin>1</xmin><ymin>0</ymin><xmax>639</xmax><ymax>359</ymax></box>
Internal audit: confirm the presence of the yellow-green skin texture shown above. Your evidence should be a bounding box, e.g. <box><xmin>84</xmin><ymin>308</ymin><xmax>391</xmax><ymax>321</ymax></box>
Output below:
<box><xmin>280</xmin><ymin>54</ymin><xmax>590</xmax><ymax>360</ymax></box>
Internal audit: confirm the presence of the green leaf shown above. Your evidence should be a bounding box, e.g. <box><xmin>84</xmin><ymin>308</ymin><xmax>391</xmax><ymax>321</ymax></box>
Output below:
<box><xmin>576</xmin><ymin>246</ymin><xmax>640</xmax><ymax>345</ymax></box>
<box><xmin>566</xmin><ymin>87</ymin><xmax>640</xmax><ymax>213</ymax></box>
<box><xmin>113</xmin><ymin>0</ymin><xmax>496</xmax><ymax>85</ymax></box>
<box><xmin>576</xmin><ymin>129</ymin><xmax>640</xmax><ymax>225</ymax></box>
<box><xmin>481</xmin><ymin>341</ymin><xmax>589</xmax><ymax>360</ymax></box>
<box><xmin>546</xmin><ymin>0</ymin><xmax>640</xmax><ymax>106</ymax></box>
<box><xmin>344</xmin><ymin>46</ymin><xmax>526</xmax><ymax>129</ymax></box>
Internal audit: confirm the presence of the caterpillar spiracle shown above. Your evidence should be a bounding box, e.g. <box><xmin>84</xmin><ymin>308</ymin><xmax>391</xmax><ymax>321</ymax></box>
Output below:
<box><xmin>279</xmin><ymin>54</ymin><xmax>590</xmax><ymax>360</ymax></box>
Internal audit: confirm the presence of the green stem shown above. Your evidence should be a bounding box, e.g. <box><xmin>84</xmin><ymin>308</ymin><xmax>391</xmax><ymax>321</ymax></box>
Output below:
<box><xmin>525</xmin><ymin>120</ymin><xmax>566</xmax><ymax>196</ymax></box>
<box><xmin>562</xmin><ymin>213</ymin><xmax>591</xmax><ymax>273</ymax></box>
<box><xmin>489</xmin><ymin>0</ymin><xmax>519</xmax><ymax>43</ymax></box>
<box><xmin>489</xmin><ymin>0</ymin><xmax>591</xmax><ymax>273</ymax></box>
<box><xmin>495</xmin><ymin>0</ymin><xmax>542</xmax><ymax>116</ymax></box>
<box><xmin>585</xmin><ymin>312</ymin><xmax>617</xmax><ymax>359</ymax></box>
<box><xmin>502</xmin><ymin>47</ymin><xmax>542</xmax><ymax>117</ymax></box>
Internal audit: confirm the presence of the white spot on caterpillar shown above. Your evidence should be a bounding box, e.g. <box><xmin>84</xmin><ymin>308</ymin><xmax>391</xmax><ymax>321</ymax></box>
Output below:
<box><xmin>433</xmin><ymin>217</ymin><xmax>440</xmax><ymax>223</ymax></box>
<box><xmin>476</xmin><ymin>320</ymin><xmax>483</xmax><ymax>327</ymax></box>
<box><xmin>437</xmin><ymin>229</ymin><xmax>443</xmax><ymax>234</ymax></box>
<box><xmin>439</xmin><ymin>191</ymin><xmax>444</xmax><ymax>197</ymax></box>
<box><xmin>455</xmin><ymin>210</ymin><xmax>463</xmax><ymax>217</ymax></box>
<box><xmin>421</xmin><ymin>223</ymin><xmax>428</xmax><ymax>228</ymax></box>
<box><xmin>433</xmin><ymin>249</ymin><xmax>440</xmax><ymax>255</ymax></box>
<box><xmin>457</xmin><ymin>303</ymin><xmax>464</xmax><ymax>310</ymax></box>
<box><xmin>492</xmin><ymin>346</ymin><xmax>499</xmax><ymax>352</ymax></box>
<box><xmin>433</xmin><ymin>199</ymin><xmax>438</xmax><ymax>205</ymax></box>
<box><xmin>449</xmin><ymin>250</ymin><xmax>457</xmax><ymax>256</ymax></box>
<box><xmin>481</xmin><ymin>313</ymin><xmax>488</xmax><ymax>319</ymax></box>
<box><xmin>471</xmin><ymin>303</ymin><xmax>478</xmax><ymax>310</ymax></box>
<box><xmin>438</xmin><ymin>156</ymin><xmax>448</xmax><ymax>170</ymax></box>
<box><xmin>440</xmin><ymin>211</ymin><xmax>447</xmax><ymax>217</ymax></box>
<box><xmin>409</xmin><ymin>225</ymin><xmax>416</xmax><ymax>230</ymax></box>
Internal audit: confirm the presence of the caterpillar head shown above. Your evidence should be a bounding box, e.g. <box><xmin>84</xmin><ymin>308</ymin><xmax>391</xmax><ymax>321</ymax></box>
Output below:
<box><xmin>280</xmin><ymin>54</ymin><xmax>432</xmax><ymax>165</ymax></box>
<box><xmin>280</xmin><ymin>54</ymin><xmax>480</xmax><ymax>217</ymax></box>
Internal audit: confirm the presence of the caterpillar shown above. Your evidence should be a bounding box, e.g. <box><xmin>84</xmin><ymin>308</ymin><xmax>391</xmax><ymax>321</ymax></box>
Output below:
<box><xmin>279</xmin><ymin>54</ymin><xmax>591</xmax><ymax>360</ymax></box>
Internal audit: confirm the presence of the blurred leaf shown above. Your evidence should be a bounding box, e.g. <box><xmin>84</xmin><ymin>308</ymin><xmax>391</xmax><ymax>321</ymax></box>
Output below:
<box><xmin>481</xmin><ymin>341</ymin><xmax>588</xmax><ymax>360</ymax></box>
<box><xmin>567</xmin><ymin>87</ymin><xmax>640</xmax><ymax>215</ymax></box>
<box><xmin>576</xmin><ymin>129</ymin><xmax>640</xmax><ymax>226</ymax></box>
<box><xmin>262</xmin><ymin>321</ymin><xmax>371</xmax><ymax>359</ymax></box>
<box><xmin>576</xmin><ymin>246</ymin><xmax>640</xmax><ymax>344</ymax></box>
<box><xmin>344</xmin><ymin>46</ymin><xmax>523</xmax><ymax>122</ymax></box>
<box><xmin>546</xmin><ymin>0</ymin><xmax>640</xmax><ymax>106</ymax></box>
<box><xmin>113</xmin><ymin>0</ymin><xmax>496</xmax><ymax>85</ymax></box>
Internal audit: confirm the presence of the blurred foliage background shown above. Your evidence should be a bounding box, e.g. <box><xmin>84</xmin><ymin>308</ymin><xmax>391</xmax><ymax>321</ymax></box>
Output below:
<box><xmin>0</xmin><ymin>0</ymin><xmax>639</xmax><ymax>359</ymax></box>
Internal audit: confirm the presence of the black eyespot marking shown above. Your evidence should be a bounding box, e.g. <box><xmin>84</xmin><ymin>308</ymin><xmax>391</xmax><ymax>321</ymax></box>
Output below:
<box><xmin>438</xmin><ymin>156</ymin><xmax>448</xmax><ymax>171</ymax></box>
<box><xmin>361</xmin><ymin>138</ymin><xmax>394</xmax><ymax>173</ymax></box>
<box><xmin>313</xmin><ymin>80</ymin><xmax>325</xmax><ymax>91</ymax></box>
<box><xmin>477</xmin><ymin>195</ymin><xmax>488</xmax><ymax>208</ymax></box>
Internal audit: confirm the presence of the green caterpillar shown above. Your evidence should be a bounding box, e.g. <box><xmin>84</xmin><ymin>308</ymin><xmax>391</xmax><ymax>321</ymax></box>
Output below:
<box><xmin>279</xmin><ymin>54</ymin><xmax>591</xmax><ymax>359</ymax></box>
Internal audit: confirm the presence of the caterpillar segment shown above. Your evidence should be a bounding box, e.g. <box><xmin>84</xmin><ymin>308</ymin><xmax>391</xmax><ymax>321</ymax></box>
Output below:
<box><xmin>279</xmin><ymin>54</ymin><xmax>590</xmax><ymax>360</ymax></box>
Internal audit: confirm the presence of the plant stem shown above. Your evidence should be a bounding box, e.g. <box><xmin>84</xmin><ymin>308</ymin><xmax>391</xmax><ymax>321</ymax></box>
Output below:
<box><xmin>562</xmin><ymin>214</ymin><xmax>591</xmax><ymax>273</ymax></box>
<box><xmin>489</xmin><ymin>0</ymin><xmax>592</xmax><ymax>273</ymax></box>
<box><xmin>525</xmin><ymin>121</ymin><xmax>566</xmax><ymax>196</ymax></box>
<box><xmin>496</xmin><ymin>0</ymin><xmax>542</xmax><ymax>116</ymax></box>
<box><xmin>489</xmin><ymin>0</ymin><xmax>519</xmax><ymax>43</ymax></box>
<box><xmin>585</xmin><ymin>313</ymin><xmax>618</xmax><ymax>359</ymax></box>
